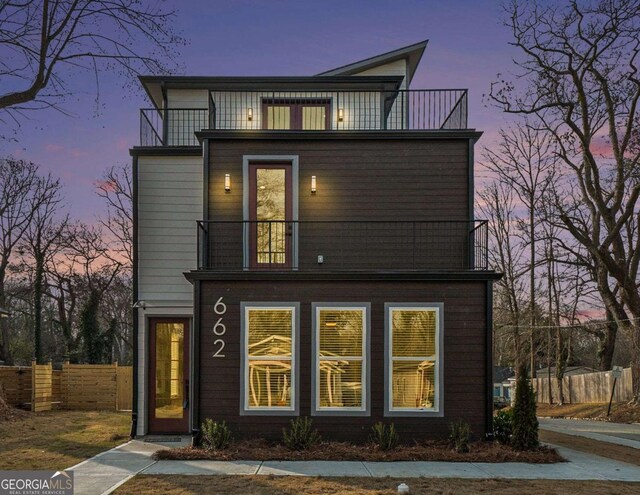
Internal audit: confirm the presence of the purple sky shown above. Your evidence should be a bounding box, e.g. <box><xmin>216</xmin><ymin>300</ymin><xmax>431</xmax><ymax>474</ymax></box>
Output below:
<box><xmin>2</xmin><ymin>0</ymin><xmax>517</xmax><ymax>221</ymax></box>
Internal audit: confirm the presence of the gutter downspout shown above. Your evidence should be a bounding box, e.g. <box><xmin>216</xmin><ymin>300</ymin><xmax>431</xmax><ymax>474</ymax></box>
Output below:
<box><xmin>130</xmin><ymin>155</ymin><xmax>139</xmax><ymax>438</ymax></box>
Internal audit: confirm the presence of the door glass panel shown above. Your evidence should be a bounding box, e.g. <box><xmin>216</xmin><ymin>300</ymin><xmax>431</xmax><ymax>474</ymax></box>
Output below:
<box><xmin>302</xmin><ymin>106</ymin><xmax>327</xmax><ymax>130</ymax></box>
<box><xmin>256</xmin><ymin>168</ymin><xmax>286</xmax><ymax>264</ymax></box>
<box><xmin>266</xmin><ymin>106</ymin><xmax>291</xmax><ymax>129</ymax></box>
<box><xmin>155</xmin><ymin>322</ymin><xmax>184</xmax><ymax>419</ymax></box>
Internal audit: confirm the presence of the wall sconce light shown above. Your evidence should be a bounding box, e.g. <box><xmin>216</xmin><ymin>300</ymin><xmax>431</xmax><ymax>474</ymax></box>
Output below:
<box><xmin>224</xmin><ymin>174</ymin><xmax>231</xmax><ymax>192</ymax></box>
<box><xmin>247</xmin><ymin>108</ymin><xmax>253</xmax><ymax>121</ymax></box>
<box><xmin>338</xmin><ymin>108</ymin><xmax>344</xmax><ymax>122</ymax></box>
<box><xmin>311</xmin><ymin>176</ymin><xmax>317</xmax><ymax>193</ymax></box>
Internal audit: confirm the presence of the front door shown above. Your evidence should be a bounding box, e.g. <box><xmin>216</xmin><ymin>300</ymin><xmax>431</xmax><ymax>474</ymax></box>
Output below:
<box><xmin>249</xmin><ymin>163</ymin><xmax>293</xmax><ymax>269</ymax></box>
<box><xmin>149</xmin><ymin>318</ymin><xmax>190</xmax><ymax>433</ymax></box>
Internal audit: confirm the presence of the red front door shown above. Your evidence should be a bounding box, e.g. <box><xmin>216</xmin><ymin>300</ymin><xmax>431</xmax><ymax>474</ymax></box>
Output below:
<box><xmin>249</xmin><ymin>163</ymin><xmax>293</xmax><ymax>269</ymax></box>
<box><xmin>148</xmin><ymin>318</ymin><xmax>190</xmax><ymax>433</ymax></box>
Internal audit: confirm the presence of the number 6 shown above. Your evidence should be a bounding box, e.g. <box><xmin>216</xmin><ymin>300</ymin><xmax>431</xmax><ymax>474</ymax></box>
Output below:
<box><xmin>214</xmin><ymin>297</ymin><xmax>227</xmax><ymax>315</ymax></box>
<box><xmin>213</xmin><ymin>318</ymin><xmax>226</xmax><ymax>336</ymax></box>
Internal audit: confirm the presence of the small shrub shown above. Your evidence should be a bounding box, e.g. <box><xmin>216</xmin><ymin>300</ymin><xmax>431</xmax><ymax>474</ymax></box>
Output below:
<box><xmin>282</xmin><ymin>417</ymin><xmax>321</xmax><ymax>451</ymax></box>
<box><xmin>511</xmin><ymin>364</ymin><xmax>539</xmax><ymax>451</ymax></box>
<box><xmin>449</xmin><ymin>420</ymin><xmax>471</xmax><ymax>453</ymax></box>
<box><xmin>493</xmin><ymin>408</ymin><xmax>514</xmax><ymax>445</ymax></box>
<box><xmin>370</xmin><ymin>422</ymin><xmax>400</xmax><ymax>451</ymax></box>
<box><xmin>200</xmin><ymin>419</ymin><xmax>232</xmax><ymax>450</ymax></box>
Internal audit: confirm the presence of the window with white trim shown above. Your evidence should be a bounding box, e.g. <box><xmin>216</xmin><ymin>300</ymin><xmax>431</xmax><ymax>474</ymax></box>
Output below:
<box><xmin>386</xmin><ymin>305</ymin><xmax>441</xmax><ymax>414</ymax></box>
<box><xmin>243</xmin><ymin>305</ymin><xmax>296</xmax><ymax>412</ymax></box>
<box><xmin>313</xmin><ymin>305</ymin><xmax>368</xmax><ymax>414</ymax></box>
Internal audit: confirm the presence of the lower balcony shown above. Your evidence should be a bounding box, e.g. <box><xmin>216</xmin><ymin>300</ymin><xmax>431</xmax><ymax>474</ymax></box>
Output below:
<box><xmin>197</xmin><ymin>220</ymin><xmax>488</xmax><ymax>272</ymax></box>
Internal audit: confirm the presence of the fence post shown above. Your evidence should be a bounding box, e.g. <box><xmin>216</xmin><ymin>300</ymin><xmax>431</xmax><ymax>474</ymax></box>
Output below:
<box><xmin>114</xmin><ymin>361</ymin><xmax>118</xmax><ymax>411</ymax></box>
<box><xmin>31</xmin><ymin>359</ymin><xmax>36</xmax><ymax>412</ymax></box>
<box><xmin>62</xmin><ymin>360</ymin><xmax>69</xmax><ymax>410</ymax></box>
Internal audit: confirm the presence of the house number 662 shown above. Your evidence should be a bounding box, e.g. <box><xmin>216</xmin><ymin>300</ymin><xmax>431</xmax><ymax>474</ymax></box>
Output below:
<box><xmin>212</xmin><ymin>297</ymin><xmax>227</xmax><ymax>358</ymax></box>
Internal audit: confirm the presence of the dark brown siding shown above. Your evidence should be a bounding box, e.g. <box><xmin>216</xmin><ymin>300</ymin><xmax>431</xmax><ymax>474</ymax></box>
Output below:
<box><xmin>206</xmin><ymin>138</ymin><xmax>472</xmax><ymax>270</ymax></box>
<box><xmin>198</xmin><ymin>278</ymin><xmax>487</xmax><ymax>442</ymax></box>
<box><xmin>209</xmin><ymin>138</ymin><xmax>470</xmax><ymax>222</ymax></box>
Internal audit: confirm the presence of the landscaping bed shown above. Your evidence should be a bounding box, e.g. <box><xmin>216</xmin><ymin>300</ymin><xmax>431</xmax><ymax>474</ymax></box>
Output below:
<box><xmin>154</xmin><ymin>438</ymin><xmax>563</xmax><ymax>463</ymax></box>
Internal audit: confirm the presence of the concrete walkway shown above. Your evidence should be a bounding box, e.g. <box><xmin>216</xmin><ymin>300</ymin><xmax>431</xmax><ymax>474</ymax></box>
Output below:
<box><xmin>66</xmin><ymin>438</ymin><xmax>640</xmax><ymax>494</ymax></box>
<box><xmin>539</xmin><ymin>418</ymin><xmax>640</xmax><ymax>450</ymax></box>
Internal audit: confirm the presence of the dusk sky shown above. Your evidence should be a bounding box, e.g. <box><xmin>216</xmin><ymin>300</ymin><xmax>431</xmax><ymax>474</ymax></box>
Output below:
<box><xmin>1</xmin><ymin>0</ymin><xmax>517</xmax><ymax>221</ymax></box>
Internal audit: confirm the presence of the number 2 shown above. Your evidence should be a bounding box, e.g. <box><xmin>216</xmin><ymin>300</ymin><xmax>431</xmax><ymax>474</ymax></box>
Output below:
<box><xmin>213</xmin><ymin>339</ymin><xmax>225</xmax><ymax>358</ymax></box>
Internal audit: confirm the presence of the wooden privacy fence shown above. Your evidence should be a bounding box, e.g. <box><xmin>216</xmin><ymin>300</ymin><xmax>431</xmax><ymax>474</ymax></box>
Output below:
<box><xmin>0</xmin><ymin>362</ymin><xmax>132</xmax><ymax>411</ymax></box>
<box><xmin>533</xmin><ymin>367</ymin><xmax>633</xmax><ymax>404</ymax></box>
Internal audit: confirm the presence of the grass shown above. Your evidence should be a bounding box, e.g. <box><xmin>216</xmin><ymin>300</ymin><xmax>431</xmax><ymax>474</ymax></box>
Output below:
<box><xmin>0</xmin><ymin>410</ymin><xmax>130</xmax><ymax>470</ymax></box>
<box><xmin>115</xmin><ymin>476</ymin><xmax>640</xmax><ymax>495</ymax></box>
<box><xmin>536</xmin><ymin>402</ymin><xmax>640</xmax><ymax>423</ymax></box>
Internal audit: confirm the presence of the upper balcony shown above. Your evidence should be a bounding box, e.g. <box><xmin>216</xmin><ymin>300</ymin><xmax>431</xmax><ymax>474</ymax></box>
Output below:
<box><xmin>196</xmin><ymin>220</ymin><xmax>488</xmax><ymax>272</ymax></box>
<box><xmin>139</xmin><ymin>89</ymin><xmax>469</xmax><ymax>146</ymax></box>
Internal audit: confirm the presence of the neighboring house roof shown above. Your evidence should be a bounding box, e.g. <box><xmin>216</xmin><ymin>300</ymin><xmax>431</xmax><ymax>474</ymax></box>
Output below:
<box><xmin>316</xmin><ymin>40</ymin><xmax>428</xmax><ymax>87</ymax></box>
<box><xmin>493</xmin><ymin>366</ymin><xmax>515</xmax><ymax>383</ymax></box>
<box><xmin>534</xmin><ymin>366</ymin><xmax>596</xmax><ymax>378</ymax></box>
<box><xmin>0</xmin><ymin>306</ymin><xmax>10</xmax><ymax>318</ymax></box>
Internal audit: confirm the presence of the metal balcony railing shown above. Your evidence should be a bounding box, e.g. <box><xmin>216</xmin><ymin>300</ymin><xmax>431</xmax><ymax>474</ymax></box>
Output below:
<box><xmin>197</xmin><ymin>220</ymin><xmax>488</xmax><ymax>271</ymax></box>
<box><xmin>139</xmin><ymin>89</ymin><xmax>469</xmax><ymax>146</ymax></box>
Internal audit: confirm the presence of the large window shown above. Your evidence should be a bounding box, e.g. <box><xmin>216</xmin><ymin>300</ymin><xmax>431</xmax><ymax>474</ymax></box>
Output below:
<box><xmin>385</xmin><ymin>304</ymin><xmax>442</xmax><ymax>416</ymax></box>
<box><xmin>312</xmin><ymin>304</ymin><xmax>369</xmax><ymax>415</ymax></box>
<box><xmin>241</xmin><ymin>303</ymin><xmax>299</xmax><ymax>414</ymax></box>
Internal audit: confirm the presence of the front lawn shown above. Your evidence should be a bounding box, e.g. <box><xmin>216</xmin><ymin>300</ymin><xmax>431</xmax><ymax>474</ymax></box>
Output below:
<box><xmin>115</xmin><ymin>476</ymin><xmax>640</xmax><ymax>495</ymax></box>
<box><xmin>536</xmin><ymin>402</ymin><xmax>640</xmax><ymax>423</ymax></box>
<box><xmin>0</xmin><ymin>410</ymin><xmax>130</xmax><ymax>470</ymax></box>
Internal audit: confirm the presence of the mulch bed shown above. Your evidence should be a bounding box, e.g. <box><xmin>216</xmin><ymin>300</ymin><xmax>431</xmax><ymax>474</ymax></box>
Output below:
<box><xmin>154</xmin><ymin>439</ymin><xmax>563</xmax><ymax>463</ymax></box>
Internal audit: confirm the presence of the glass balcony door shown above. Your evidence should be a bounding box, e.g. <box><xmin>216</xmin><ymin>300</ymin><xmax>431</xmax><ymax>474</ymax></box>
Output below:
<box><xmin>248</xmin><ymin>163</ymin><xmax>293</xmax><ymax>269</ymax></box>
<box><xmin>262</xmin><ymin>99</ymin><xmax>330</xmax><ymax>130</ymax></box>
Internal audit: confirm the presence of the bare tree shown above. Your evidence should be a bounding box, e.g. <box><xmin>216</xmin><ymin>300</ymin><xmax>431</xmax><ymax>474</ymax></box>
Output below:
<box><xmin>0</xmin><ymin>158</ymin><xmax>53</xmax><ymax>363</ymax></box>
<box><xmin>0</xmin><ymin>0</ymin><xmax>184</xmax><ymax>122</ymax></box>
<box><xmin>478</xmin><ymin>181</ymin><xmax>528</xmax><ymax>367</ymax></box>
<box><xmin>96</xmin><ymin>164</ymin><xmax>132</xmax><ymax>268</ymax></box>
<box><xmin>482</xmin><ymin>124</ymin><xmax>556</xmax><ymax>373</ymax></box>
<box><xmin>491</xmin><ymin>0</ymin><xmax>640</xmax><ymax>400</ymax></box>
<box><xmin>21</xmin><ymin>173</ymin><xmax>67</xmax><ymax>363</ymax></box>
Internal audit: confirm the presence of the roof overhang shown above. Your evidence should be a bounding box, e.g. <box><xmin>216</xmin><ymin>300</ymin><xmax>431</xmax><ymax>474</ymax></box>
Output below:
<box><xmin>0</xmin><ymin>306</ymin><xmax>10</xmax><ymax>318</ymax></box>
<box><xmin>195</xmin><ymin>129</ymin><xmax>482</xmax><ymax>144</ymax></box>
<box><xmin>316</xmin><ymin>40</ymin><xmax>428</xmax><ymax>86</ymax></box>
<box><xmin>139</xmin><ymin>75</ymin><xmax>404</xmax><ymax>110</ymax></box>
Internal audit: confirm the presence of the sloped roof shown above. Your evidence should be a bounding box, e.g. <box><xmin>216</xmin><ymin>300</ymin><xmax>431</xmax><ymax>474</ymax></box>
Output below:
<box><xmin>316</xmin><ymin>40</ymin><xmax>428</xmax><ymax>86</ymax></box>
<box><xmin>493</xmin><ymin>366</ymin><xmax>515</xmax><ymax>383</ymax></box>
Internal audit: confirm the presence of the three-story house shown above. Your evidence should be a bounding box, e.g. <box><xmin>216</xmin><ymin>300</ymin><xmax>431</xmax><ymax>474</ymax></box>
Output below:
<box><xmin>130</xmin><ymin>40</ymin><xmax>500</xmax><ymax>441</ymax></box>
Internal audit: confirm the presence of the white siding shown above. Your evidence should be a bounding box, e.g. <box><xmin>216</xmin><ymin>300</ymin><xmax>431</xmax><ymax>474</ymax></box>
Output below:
<box><xmin>167</xmin><ymin>89</ymin><xmax>209</xmax><ymax>108</ymax></box>
<box><xmin>210</xmin><ymin>90</ymin><xmax>384</xmax><ymax>131</ymax></box>
<box><xmin>352</xmin><ymin>60</ymin><xmax>409</xmax><ymax>129</ymax></box>
<box><xmin>166</xmin><ymin>89</ymin><xmax>209</xmax><ymax>146</ymax></box>
<box><xmin>137</xmin><ymin>155</ymin><xmax>202</xmax><ymax>302</ymax></box>
<box><xmin>136</xmin><ymin>154</ymin><xmax>201</xmax><ymax>435</ymax></box>
<box><xmin>352</xmin><ymin>59</ymin><xmax>408</xmax><ymax>88</ymax></box>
